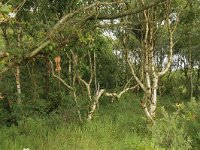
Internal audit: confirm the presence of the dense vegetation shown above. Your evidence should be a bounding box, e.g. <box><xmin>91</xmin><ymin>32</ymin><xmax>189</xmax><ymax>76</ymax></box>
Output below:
<box><xmin>0</xmin><ymin>0</ymin><xmax>200</xmax><ymax>149</ymax></box>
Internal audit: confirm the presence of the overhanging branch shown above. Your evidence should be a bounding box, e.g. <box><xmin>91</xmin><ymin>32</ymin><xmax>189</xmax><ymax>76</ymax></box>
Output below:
<box><xmin>88</xmin><ymin>0</ymin><xmax>167</xmax><ymax>20</ymax></box>
<box><xmin>0</xmin><ymin>0</ymin><xmax>167</xmax><ymax>74</ymax></box>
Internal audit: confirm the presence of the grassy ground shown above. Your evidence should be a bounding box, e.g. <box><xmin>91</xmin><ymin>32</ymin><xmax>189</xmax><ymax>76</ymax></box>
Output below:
<box><xmin>0</xmin><ymin>93</ymin><xmax>193</xmax><ymax>150</ymax></box>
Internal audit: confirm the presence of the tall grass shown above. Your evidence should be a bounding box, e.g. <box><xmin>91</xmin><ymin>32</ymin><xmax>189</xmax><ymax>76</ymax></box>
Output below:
<box><xmin>0</xmin><ymin>93</ymin><xmax>195</xmax><ymax>150</ymax></box>
<box><xmin>0</xmin><ymin>93</ymin><xmax>153</xmax><ymax>150</ymax></box>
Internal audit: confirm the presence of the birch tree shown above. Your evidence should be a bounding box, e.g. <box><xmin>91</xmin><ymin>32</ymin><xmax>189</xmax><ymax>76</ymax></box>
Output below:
<box><xmin>0</xmin><ymin>0</ymin><xmax>176</xmax><ymax>123</ymax></box>
<box><xmin>123</xmin><ymin>0</ymin><xmax>179</xmax><ymax>120</ymax></box>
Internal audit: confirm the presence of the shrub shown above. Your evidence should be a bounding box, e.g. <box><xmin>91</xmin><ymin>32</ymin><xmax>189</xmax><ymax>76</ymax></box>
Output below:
<box><xmin>149</xmin><ymin>107</ymin><xmax>192</xmax><ymax>150</ymax></box>
<box><xmin>181</xmin><ymin>99</ymin><xmax>200</xmax><ymax>149</ymax></box>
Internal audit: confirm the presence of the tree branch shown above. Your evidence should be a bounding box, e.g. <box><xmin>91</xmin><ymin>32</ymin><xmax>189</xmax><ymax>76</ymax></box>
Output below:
<box><xmin>88</xmin><ymin>0</ymin><xmax>167</xmax><ymax>20</ymax></box>
<box><xmin>127</xmin><ymin>59</ymin><xmax>146</xmax><ymax>92</ymax></box>
<box><xmin>49</xmin><ymin>59</ymin><xmax>73</xmax><ymax>91</ymax></box>
<box><xmin>78</xmin><ymin>75</ymin><xmax>92</xmax><ymax>101</ymax></box>
<box><xmin>158</xmin><ymin>17</ymin><xmax>174</xmax><ymax>76</ymax></box>
<box><xmin>0</xmin><ymin>0</ymin><xmax>167</xmax><ymax>74</ymax></box>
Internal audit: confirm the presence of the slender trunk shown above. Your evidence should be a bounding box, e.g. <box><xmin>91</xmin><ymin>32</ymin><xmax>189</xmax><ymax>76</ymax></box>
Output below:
<box><xmin>58</xmin><ymin>70</ymin><xmax>61</xmax><ymax>92</ymax></box>
<box><xmin>187</xmin><ymin>29</ymin><xmax>193</xmax><ymax>100</ymax></box>
<box><xmin>94</xmin><ymin>52</ymin><xmax>97</xmax><ymax>91</ymax></box>
<box><xmin>46</xmin><ymin>57</ymin><xmax>50</xmax><ymax>99</ymax></box>
<box><xmin>15</xmin><ymin>66</ymin><xmax>22</xmax><ymax>104</ymax></box>
<box><xmin>32</xmin><ymin>63</ymin><xmax>39</xmax><ymax>100</ymax></box>
<box><xmin>196</xmin><ymin>65</ymin><xmax>200</xmax><ymax>98</ymax></box>
<box><xmin>142</xmin><ymin>93</ymin><xmax>153</xmax><ymax>120</ymax></box>
<box><xmin>115</xmin><ymin>48</ymin><xmax>119</xmax><ymax>87</ymax></box>
<box><xmin>69</xmin><ymin>56</ymin><xmax>72</xmax><ymax>86</ymax></box>
<box><xmin>49</xmin><ymin>59</ymin><xmax>82</xmax><ymax>123</ymax></box>
<box><xmin>15</xmin><ymin>27</ymin><xmax>22</xmax><ymax>103</ymax></box>
<box><xmin>189</xmin><ymin>47</ymin><xmax>193</xmax><ymax>100</ymax></box>
<box><xmin>27</xmin><ymin>63</ymin><xmax>38</xmax><ymax>100</ymax></box>
<box><xmin>72</xmin><ymin>90</ymin><xmax>83</xmax><ymax>124</ymax></box>
<box><xmin>149</xmin><ymin>76</ymin><xmax>158</xmax><ymax>117</ymax></box>
<box><xmin>87</xmin><ymin>89</ymin><xmax>105</xmax><ymax>121</ymax></box>
<box><xmin>71</xmin><ymin>52</ymin><xmax>83</xmax><ymax>123</ymax></box>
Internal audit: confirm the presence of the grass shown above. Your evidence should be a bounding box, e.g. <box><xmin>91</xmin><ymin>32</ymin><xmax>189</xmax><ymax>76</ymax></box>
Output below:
<box><xmin>0</xmin><ymin>93</ymin><xmax>193</xmax><ymax>150</ymax></box>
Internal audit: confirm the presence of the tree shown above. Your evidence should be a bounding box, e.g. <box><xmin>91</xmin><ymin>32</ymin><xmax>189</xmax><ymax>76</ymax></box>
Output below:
<box><xmin>112</xmin><ymin>0</ymin><xmax>183</xmax><ymax>120</ymax></box>
<box><xmin>0</xmin><ymin>0</ymin><xmax>177</xmax><ymax>123</ymax></box>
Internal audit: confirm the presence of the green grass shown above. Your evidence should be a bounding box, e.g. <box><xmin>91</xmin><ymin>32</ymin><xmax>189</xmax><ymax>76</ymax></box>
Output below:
<box><xmin>0</xmin><ymin>93</ymin><xmax>194</xmax><ymax>150</ymax></box>
<box><xmin>0</xmin><ymin>93</ymin><xmax>154</xmax><ymax>150</ymax></box>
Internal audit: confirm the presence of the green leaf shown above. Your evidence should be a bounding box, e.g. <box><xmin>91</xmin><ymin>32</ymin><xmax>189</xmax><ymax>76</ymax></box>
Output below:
<box><xmin>0</xmin><ymin>4</ymin><xmax>12</xmax><ymax>13</ymax></box>
<box><xmin>0</xmin><ymin>62</ymin><xmax>5</xmax><ymax>69</ymax></box>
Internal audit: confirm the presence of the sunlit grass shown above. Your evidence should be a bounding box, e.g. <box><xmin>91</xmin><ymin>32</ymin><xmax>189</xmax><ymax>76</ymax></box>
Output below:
<box><xmin>0</xmin><ymin>93</ymin><xmax>155</xmax><ymax>150</ymax></box>
<box><xmin>0</xmin><ymin>93</ymin><xmax>193</xmax><ymax>150</ymax></box>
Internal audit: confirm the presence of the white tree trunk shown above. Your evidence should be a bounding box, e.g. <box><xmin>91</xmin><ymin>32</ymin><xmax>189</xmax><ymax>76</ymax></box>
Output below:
<box><xmin>87</xmin><ymin>89</ymin><xmax>105</xmax><ymax>121</ymax></box>
<box><xmin>149</xmin><ymin>77</ymin><xmax>158</xmax><ymax>117</ymax></box>
<box><xmin>15</xmin><ymin>66</ymin><xmax>22</xmax><ymax>104</ymax></box>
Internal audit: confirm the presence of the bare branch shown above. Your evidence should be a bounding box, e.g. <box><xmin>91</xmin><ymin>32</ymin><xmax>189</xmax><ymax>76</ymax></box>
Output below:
<box><xmin>49</xmin><ymin>59</ymin><xmax>73</xmax><ymax>91</ymax></box>
<box><xmin>26</xmin><ymin>40</ymin><xmax>51</xmax><ymax>58</ymax></box>
<box><xmin>78</xmin><ymin>75</ymin><xmax>92</xmax><ymax>101</ymax></box>
<box><xmin>87</xmin><ymin>88</ymin><xmax>105</xmax><ymax>121</ymax></box>
<box><xmin>127</xmin><ymin>59</ymin><xmax>146</xmax><ymax>91</ymax></box>
<box><xmin>104</xmin><ymin>84</ymin><xmax>138</xmax><ymax>100</ymax></box>
<box><xmin>118</xmin><ymin>84</ymin><xmax>138</xmax><ymax>98</ymax></box>
<box><xmin>158</xmin><ymin>17</ymin><xmax>174</xmax><ymax>76</ymax></box>
<box><xmin>88</xmin><ymin>50</ymin><xmax>93</xmax><ymax>85</ymax></box>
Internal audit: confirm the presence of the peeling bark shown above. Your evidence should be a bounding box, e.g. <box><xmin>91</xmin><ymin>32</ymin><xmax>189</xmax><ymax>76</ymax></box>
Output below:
<box><xmin>87</xmin><ymin>89</ymin><xmax>105</xmax><ymax>121</ymax></box>
<box><xmin>15</xmin><ymin>66</ymin><xmax>22</xmax><ymax>104</ymax></box>
<box><xmin>125</xmin><ymin>1</ymin><xmax>177</xmax><ymax>120</ymax></box>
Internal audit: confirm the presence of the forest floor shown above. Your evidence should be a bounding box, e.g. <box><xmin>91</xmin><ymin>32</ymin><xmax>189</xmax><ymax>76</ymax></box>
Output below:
<box><xmin>0</xmin><ymin>93</ymin><xmax>194</xmax><ymax>150</ymax></box>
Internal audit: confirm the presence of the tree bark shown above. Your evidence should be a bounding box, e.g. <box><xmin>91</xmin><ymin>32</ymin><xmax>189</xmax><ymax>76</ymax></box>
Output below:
<box><xmin>15</xmin><ymin>26</ymin><xmax>23</xmax><ymax>103</ymax></box>
<box><xmin>45</xmin><ymin>57</ymin><xmax>50</xmax><ymax>99</ymax></box>
<box><xmin>87</xmin><ymin>89</ymin><xmax>105</xmax><ymax>121</ymax></box>
<box><xmin>188</xmin><ymin>31</ymin><xmax>193</xmax><ymax>100</ymax></box>
<box><xmin>125</xmin><ymin>1</ymin><xmax>176</xmax><ymax>120</ymax></box>
<box><xmin>15</xmin><ymin>66</ymin><xmax>22</xmax><ymax>104</ymax></box>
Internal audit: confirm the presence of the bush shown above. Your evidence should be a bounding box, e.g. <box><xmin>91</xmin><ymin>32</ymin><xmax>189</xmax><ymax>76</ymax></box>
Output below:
<box><xmin>149</xmin><ymin>107</ymin><xmax>192</xmax><ymax>150</ymax></box>
<box><xmin>181</xmin><ymin>99</ymin><xmax>200</xmax><ymax>149</ymax></box>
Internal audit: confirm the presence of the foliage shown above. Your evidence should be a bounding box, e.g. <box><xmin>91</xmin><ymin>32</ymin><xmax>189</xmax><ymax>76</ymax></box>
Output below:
<box><xmin>0</xmin><ymin>93</ymin><xmax>199</xmax><ymax>149</ymax></box>
<box><xmin>0</xmin><ymin>93</ymin><xmax>159</xmax><ymax>150</ymax></box>
<box><xmin>0</xmin><ymin>0</ymin><xmax>200</xmax><ymax>149</ymax></box>
<box><xmin>150</xmin><ymin>107</ymin><xmax>192</xmax><ymax>150</ymax></box>
<box><xmin>181</xmin><ymin>99</ymin><xmax>200</xmax><ymax>149</ymax></box>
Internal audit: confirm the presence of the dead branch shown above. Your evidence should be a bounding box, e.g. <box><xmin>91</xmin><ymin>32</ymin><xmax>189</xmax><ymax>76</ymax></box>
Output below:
<box><xmin>87</xmin><ymin>88</ymin><xmax>105</xmax><ymax>121</ymax></box>
<box><xmin>104</xmin><ymin>84</ymin><xmax>138</xmax><ymax>100</ymax></box>
<box><xmin>78</xmin><ymin>75</ymin><xmax>92</xmax><ymax>101</ymax></box>
<box><xmin>49</xmin><ymin>59</ymin><xmax>73</xmax><ymax>91</ymax></box>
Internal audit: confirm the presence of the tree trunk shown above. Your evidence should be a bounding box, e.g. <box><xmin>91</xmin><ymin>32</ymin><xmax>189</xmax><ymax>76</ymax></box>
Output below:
<box><xmin>15</xmin><ymin>66</ymin><xmax>22</xmax><ymax>104</ymax></box>
<box><xmin>45</xmin><ymin>57</ymin><xmax>50</xmax><ymax>99</ymax></box>
<box><xmin>126</xmin><ymin>1</ymin><xmax>175</xmax><ymax>121</ymax></box>
<box><xmin>149</xmin><ymin>76</ymin><xmax>158</xmax><ymax>117</ymax></box>
<box><xmin>87</xmin><ymin>89</ymin><xmax>105</xmax><ymax>121</ymax></box>
<box><xmin>15</xmin><ymin>26</ymin><xmax>23</xmax><ymax>104</ymax></box>
<box><xmin>188</xmin><ymin>42</ymin><xmax>193</xmax><ymax>100</ymax></box>
<box><xmin>72</xmin><ymin>90</ymin><xmax>83</xmax><ymax>124</ymax></box>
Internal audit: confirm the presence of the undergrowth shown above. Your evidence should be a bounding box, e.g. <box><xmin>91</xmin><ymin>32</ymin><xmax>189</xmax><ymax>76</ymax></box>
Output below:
<box><xmin>0</xmin><ymin>93</ymin><xmax>199</xmax><ymax>150</ymax></box>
